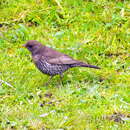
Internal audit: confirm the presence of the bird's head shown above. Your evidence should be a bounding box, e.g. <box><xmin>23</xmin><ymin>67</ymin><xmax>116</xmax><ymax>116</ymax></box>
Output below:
<box><xmin>23</xmin><ymin>40</ymin><xmax>43</xmax><ymax>55</ymax></box>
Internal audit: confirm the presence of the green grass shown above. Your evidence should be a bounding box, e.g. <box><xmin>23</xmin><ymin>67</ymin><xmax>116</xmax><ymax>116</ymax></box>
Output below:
<box><xmin>0</xmin><ymin>0</ymin><xmax>130</xmax><ymax>129</ymax></box>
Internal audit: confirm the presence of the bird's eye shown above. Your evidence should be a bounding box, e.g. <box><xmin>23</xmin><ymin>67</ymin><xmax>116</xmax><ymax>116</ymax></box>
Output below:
<box><xmin>28</xmin><ymin>45</ymin><xmax>33</xmax><ymax>48</ymax></box>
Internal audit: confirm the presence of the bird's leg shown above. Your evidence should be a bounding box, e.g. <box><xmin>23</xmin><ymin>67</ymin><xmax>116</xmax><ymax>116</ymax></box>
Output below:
<box><xmin>44</xmin><ymin>76</ymin><xmax>53</xmax><ymax>86</ymax></box>
<box><xmin>59</xmin><ymin>74</ymin><xmax>64</xmax><ymax>86</ymax></box>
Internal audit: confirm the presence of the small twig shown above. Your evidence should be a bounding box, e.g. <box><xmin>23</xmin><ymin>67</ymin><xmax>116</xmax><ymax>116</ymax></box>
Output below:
<box><xmin>54</xmin><ymin>0</ymin><xmax>63</xmax><ymax>10</ymax></box>
<box><xmin>0</xmin><ymin>95</ymin><xmax>12</xmax><ymax>101</ymax></box>
<box><xmin>120</xmin><ymin>98</ymin><xmax>130</xmax><ymax>105</ymax></box>
<box><xmin>0</xmin><ymin>79</ymin><xmax>14</xmax><ymax>89</ymax></box>
<box><xmin>39</xmin><ymin>110</ymin><xmax>56</xmax><ymax>117</ymax></box>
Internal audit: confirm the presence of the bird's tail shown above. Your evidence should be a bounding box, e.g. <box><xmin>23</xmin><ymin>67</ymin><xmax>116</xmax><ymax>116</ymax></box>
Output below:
<box><xmin>71</xmin><ymin>62</ymin><xmax>100</xmax><ymax>69</ymax></box>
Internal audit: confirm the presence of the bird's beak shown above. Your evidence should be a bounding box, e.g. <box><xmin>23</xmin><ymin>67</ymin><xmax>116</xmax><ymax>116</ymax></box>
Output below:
<box><xmin>22</xmin><ymin>44</ymin><xmax>26</xmax><ymax>48</ymax></box>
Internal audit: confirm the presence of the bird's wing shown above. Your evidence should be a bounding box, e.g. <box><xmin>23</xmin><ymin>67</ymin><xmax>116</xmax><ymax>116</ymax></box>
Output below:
<box><xmin>47</xmin><ymin>55</ymin><xmax>79</xmax><ymax>64</ymax></box>
<box><xmin>42</xmin><ymin>46</ymin><xmax>79</xmax><ymax>64</ymax></box>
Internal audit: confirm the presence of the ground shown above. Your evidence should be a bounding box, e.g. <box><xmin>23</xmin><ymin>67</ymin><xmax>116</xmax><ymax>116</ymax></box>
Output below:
<box><xmin>0</xmin><ymin>0</ymin><xmax>130</xmax><ymax>129</ymax></box>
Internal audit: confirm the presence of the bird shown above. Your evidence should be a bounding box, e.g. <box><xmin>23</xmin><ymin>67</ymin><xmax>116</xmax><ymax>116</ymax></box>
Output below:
<box><xmin>23</xmin><ymin>40</ymin><xmax>100</xmax><ymax>85</ymax></box>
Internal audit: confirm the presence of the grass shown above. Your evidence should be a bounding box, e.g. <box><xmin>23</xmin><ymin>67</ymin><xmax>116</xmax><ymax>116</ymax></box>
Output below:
<box><xmin>0</xmin><ymin>0</ymin><xmax>130</xmax><ymax>129</ymax></box>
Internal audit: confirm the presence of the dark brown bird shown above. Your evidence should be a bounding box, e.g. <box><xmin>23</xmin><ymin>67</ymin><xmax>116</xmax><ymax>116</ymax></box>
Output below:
<box><xmin>23</xmin><ymin>40</ymin><xmax>100</xmax><ymax>85</ymax></box>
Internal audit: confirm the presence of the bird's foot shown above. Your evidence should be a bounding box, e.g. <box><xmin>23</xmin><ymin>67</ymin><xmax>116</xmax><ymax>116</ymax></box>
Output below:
<box><xmin>43</xmin><ymin>76</ymin><xmax>53</xmax><ymax>86</ymax></box>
